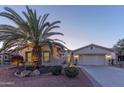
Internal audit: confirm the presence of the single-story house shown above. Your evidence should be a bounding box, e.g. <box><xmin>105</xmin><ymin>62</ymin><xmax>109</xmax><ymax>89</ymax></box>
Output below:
<box><xmin>0</xmin><ymin>43</ymin><xmax>118</xmax><ymax>66</ymax></box>
<box><xmin>72</xmin><ymin>44</ymin><xmax>115</xmax><ymax>66</ymax></box>
<box><xmin>18</xmin><ymin>45</ymin><xmax>65</xmax><ymax>66</ymax></box>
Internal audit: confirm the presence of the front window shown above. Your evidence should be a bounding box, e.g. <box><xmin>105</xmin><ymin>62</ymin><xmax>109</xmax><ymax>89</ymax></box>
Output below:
<box><xmin>25</xmin><ymin>52</ymin><xmax>32</xmax><ymax>62</ymax></box>
<box><xmin>43</xmin><ymin>51</ymin><xmax>50</xmax><ymax>62</ymax></box>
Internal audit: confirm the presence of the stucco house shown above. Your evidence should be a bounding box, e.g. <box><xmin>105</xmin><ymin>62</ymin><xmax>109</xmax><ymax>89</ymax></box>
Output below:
<box><xmin>72</xmin><ymin>44</ymin><xmax>116</xmax><ymax>66</ymax></box>
<box><xmin>0</xmin><ymin>43</ymin><xmax>118</xmax><ymax>66</ymax></box>
<box><xmin>17</xmin><ymin>45</ymin><xmax>65</xmax><ymax>66</ymax></box>
<box><xmin>15</xmin><ymin>44</ymin><xmax>117</xmax><ymax>66</ymax></box>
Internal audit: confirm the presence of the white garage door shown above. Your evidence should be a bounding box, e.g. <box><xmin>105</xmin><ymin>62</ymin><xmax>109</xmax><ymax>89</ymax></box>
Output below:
<box><xmin>78</xmin><ymin>55</ymin><xmax>106</xmax><ymax>66</ymax></box>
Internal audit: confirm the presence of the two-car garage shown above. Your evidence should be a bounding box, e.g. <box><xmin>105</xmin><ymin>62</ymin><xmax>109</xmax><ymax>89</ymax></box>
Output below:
<box><xmin>78</xmin><ymin>54</ymin><xmax>106</xmax><ymax>66</ymax></box>
<box><xmin>73</xmin><ymin>44</ymin><xmax>114</xmax><ymax>66</ymax></box>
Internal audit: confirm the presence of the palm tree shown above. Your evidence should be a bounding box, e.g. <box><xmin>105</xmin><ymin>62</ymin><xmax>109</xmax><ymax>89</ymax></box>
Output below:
<box><xmin>0</xmin><ymin>6</ymin><xmax>66</xmax><ymax>67</ymax></box>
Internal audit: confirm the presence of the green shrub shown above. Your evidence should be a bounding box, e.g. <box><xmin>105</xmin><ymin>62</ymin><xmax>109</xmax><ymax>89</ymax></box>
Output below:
<box><xmin>39</xmin><ymin>66</ymin><xmax>52</xmax><ymax>74</ymax></box>
<box><xmin>51</xmin><ymin>65</ymin><xmax>63</xmax><ymax>75</ymax></box>
<box><xmin>64</xmin><ymin>67</ymin><xmax>79</xmax><ymax>78</ymax></box>
<box><xmin>25</xmin><ymin>65</ymin><xmax>34</xmax><ymax>71</ymax></box>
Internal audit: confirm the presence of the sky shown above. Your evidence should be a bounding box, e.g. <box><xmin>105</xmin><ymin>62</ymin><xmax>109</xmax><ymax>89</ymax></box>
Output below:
<box><xmin>0</xmin><ymin>5</ymin><xmax>124</xmax><ymax>50</ymax></box>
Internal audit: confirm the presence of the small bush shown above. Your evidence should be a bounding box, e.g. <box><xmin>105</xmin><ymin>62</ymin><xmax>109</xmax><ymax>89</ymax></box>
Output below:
<box><xmin>64</xmin><ymin>67</ymin><xmax>79</xmax><ymax>78</ymax></box>
<box><xmin>25</xmin><ymin>65</ymin><xmax>34</xmax><ymax>71</ymax></box>
<box><xmin>39</xmin><ymin>66</ymin><xmax>52</xmax><ymax>74</ymax></box>
<box><xmin>51</xmin><ymin>65</ymin><xmax>63</xmax><ymax>75</ymax></box>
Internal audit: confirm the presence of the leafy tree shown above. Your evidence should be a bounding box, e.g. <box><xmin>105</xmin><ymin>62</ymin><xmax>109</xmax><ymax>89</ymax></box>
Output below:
<box><xmin>113</xmin><ymin>39</ymin><xmax>124</xmax><ymax>55</ymax></box>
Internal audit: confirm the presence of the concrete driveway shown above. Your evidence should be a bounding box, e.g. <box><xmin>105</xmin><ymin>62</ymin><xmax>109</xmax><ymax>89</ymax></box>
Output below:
<box><xmin>81</xmin><ymin>66</ymin><xmax>124</xmax><ymax>87</ymax></box>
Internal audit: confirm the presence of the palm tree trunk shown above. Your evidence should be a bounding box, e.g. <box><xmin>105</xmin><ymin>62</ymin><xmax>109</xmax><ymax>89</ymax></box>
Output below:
<box><xmin>37</xmin><ymin>46</ymin><xmax>42</xmax><ymax>67</ymax></box>
<box><xmin>32</xmin><ymin>45</ymin><xmax>42</xmax><ymax>68</ymax></box>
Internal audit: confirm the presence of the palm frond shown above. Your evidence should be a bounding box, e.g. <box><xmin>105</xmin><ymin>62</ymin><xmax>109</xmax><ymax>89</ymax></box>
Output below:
<box><xmin>0</xmin><ymin>6</ymin><xmax>66</xmax><ymax>60</ymax></box>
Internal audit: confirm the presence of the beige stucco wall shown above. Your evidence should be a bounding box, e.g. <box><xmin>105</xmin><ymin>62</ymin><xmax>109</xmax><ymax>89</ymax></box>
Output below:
<box><xmin>73</xmin><ymin>45</ymin><xmax>115</xmax><ymax>66</ymax></box>
<box><xmin>74</xmin><ymin>45</ymin><xmax>114</xmax><ymax>55</ymax></box>
<box><xmin>19</xmin><ymin>45</ymin><xmax>63</xmax><ymax>65</ymax></box>
<box><xmin>19</xmin><ymin>46</ymin><xmax>32</xmax><ymax>61</ymax></box>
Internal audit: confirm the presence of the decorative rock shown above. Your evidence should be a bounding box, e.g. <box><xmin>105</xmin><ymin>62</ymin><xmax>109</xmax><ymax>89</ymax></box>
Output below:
<box><xmin>30</xmin><ymin>69</ymin><xmax>40</xmax><ymax>76</ymax></box>
<box><xmin>20</xmin><ymin>70</ymin><xmax>32</xmax><ymax>77</ymax></box>
<box><xmin>14</xmin><ymin>71</ymin><xmax>23</xmax><ymax>77</ymax></box>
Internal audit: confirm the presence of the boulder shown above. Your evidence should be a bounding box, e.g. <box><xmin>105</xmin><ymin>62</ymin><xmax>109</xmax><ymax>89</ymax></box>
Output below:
<box><xmin>14</xmin><ymin>71</ymin><xmax>23</xmax><ymax>77</ymax></box>
<box><xmin>30</xmin><ymin>69</ymin><xmax>40</xmax><ymax>76</ymax></box>
<box><xmin>20</xmin><ymin>70</ymin><xmax>32</xmax><ymax>77</ymax></box>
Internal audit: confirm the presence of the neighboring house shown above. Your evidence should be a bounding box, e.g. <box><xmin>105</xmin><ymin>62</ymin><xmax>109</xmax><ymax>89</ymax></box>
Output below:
<box><xmin>0</xmin><ymin>53</ymin><xmax>11</xmax><ymax>64</ymax></box>
<box><xmin>18</xmin><ymin>45</ymin><xmax>65</xmax><ymax>66</ymax></box>
<box><xmin>0</xmin><ymin>50</ymin><xmax>19</xmax><ymax>65</ymax></box>
<box><xmin>72</xmin><ymin>44</ymin><xmax>115</xmax><ymax>66</ymax></box>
